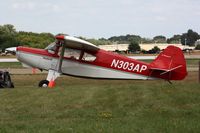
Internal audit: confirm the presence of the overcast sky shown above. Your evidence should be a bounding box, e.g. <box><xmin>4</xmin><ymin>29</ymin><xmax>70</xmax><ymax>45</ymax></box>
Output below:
<box><xmin>1</xmin><ymin>0</ymin><xmax>200</xmax><ymax>38</ymax></box>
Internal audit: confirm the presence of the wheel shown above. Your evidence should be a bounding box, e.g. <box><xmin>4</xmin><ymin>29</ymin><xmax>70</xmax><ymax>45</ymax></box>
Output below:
<box><xmin>38</xmin><ymin>80</ymin><xmax>49</xmax><ymax>87</ymax></box>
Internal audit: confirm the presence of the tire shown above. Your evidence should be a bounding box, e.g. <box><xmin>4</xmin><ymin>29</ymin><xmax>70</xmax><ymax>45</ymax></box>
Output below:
<box><xmin>38</xmin><ymin>80</ymin><xmax>49</xmax><ymax>87</ymax></box>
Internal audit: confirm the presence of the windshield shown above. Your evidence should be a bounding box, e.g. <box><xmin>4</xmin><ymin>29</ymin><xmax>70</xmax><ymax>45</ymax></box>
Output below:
<box><xmin>45</xmin><ymin>42</ymin><xmax>57</xmax><ymax>51</ymax></box>
<box><xmin>45</xmin><ymin>42</ymin><xmax>60</xmax><ymax>54</ymax></box>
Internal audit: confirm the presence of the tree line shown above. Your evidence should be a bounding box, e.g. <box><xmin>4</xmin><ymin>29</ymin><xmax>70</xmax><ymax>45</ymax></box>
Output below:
<box><xmin>0</xmin><ymin>24</ymin><xmax>200</xmax><ymax>51</ymax></box>
<box><xmin>108</xmin><ymin>30</ymin><xmax>200</xmax><ymax>47</ymax></box>
<box><xmin>0</xmin><ymin>24</ymin><xmax>54</xmax><ymax>51</ymax></box>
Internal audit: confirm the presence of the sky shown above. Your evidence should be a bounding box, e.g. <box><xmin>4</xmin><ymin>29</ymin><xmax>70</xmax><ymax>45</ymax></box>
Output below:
<box><xmin>1</xmin><ymin>0</ymin><xmax>200</xmax><ymax>38</ymax></box>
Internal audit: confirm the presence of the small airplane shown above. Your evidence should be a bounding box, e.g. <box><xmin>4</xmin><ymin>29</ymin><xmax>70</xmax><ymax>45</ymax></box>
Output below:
<box><xmin>5</xmin><ymin>47</ymin><xmax>17</xmax><ymax>55</ymax></box>
<box><xmin>16</xmin><ymin>34</ymin><xmax>187</xmax><ymax>87</ymax></box>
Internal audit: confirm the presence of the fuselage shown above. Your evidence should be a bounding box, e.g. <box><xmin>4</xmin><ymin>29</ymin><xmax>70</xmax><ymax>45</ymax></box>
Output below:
<box><xmin>16</xmin><ymin>46</ymin><xmax>155</xmax><ymax>80</ymax></box>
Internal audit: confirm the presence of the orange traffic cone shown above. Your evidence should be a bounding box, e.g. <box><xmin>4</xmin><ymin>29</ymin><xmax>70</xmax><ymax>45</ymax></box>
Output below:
<box><xmin>32</xmin><ymin>68</ymin><xmax>36</xmax><ymax>74</ymax></box>
<box><xmin>48</xmin><ymin>79</ymin><xmax>55</xmax><ymax>88</ymax></box>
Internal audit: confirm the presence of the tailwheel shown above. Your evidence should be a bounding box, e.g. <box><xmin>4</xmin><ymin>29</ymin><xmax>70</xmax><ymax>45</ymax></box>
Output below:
<box><xmin>38</xmin><ymin>80</ymin><xmax>49</xmax><ymax>87</ymax></box>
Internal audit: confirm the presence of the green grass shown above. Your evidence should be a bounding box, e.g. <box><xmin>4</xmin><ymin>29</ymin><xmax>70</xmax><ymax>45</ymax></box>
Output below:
<box><xmin>0</xmin><ymin>62</ymin><xmax>22</xmax><ymax>68</ymax></box>
<box><xmin>0</xmin><ymin>72</ymin><xmax>199</xmax><ymax>132</ymax></box>
<box><xmin>186</xmin><ymin>59</ymin><xmax>200</xmax><ymax>67</ymax></box>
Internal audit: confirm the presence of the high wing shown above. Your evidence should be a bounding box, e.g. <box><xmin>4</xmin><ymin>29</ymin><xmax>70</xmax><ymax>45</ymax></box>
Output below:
<box><xmin>56</xmin><ymin>35</ymin><xmax>100</xmax><ymax>53</ymax></box>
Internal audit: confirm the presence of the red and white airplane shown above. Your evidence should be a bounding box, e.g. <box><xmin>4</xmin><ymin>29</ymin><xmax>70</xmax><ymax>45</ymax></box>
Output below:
<box><xmin>16</xmin><ymin>34</ymin><xmax>187</xmax><ymax>87</ymax></box>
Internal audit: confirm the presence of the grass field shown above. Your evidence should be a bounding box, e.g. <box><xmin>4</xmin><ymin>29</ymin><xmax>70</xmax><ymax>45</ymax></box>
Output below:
<box><xmin>0</xmin><ymin>71</ymin><xmax>199</xmax><ymax>133</ymax></box>
<box><xmin>0</xmin><ymin>59</ymin><xmax>199</xmax><ymax>132</ymax></box>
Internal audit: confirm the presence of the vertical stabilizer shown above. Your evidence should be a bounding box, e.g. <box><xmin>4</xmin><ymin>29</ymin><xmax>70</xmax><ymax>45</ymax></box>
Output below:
<box><xmin>150</xmin><ymin>46</ymin><xmax>187</xmax><ymax>80</ymax></box>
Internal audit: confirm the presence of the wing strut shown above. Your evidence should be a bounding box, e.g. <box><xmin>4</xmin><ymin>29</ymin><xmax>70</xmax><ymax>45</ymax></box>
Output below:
<box><xmin>57</xmin><ymin>41</ymin><xmax>65</xmax><ymax>73</ymax></box>
<box><xmin>47</xmin><ymin>41</ymin><xmax>66</xmax><ymax>88</ymax></box>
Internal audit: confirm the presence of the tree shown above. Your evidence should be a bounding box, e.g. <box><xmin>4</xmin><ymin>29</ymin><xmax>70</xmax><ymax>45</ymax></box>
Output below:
<box><xmin>195</xmin><ymin>44</ymin><xmax>200</xmax><ymax>50</ymax></box>
<box><xmin>153</xmin><ymin>35</ymin><xmax>166</xmax><ymax>43</ymax></box>
<box><xmin>167</xmin><ymin>35</ymin><xmax>181</xmax><ymax>44</ymax></box>
<box><xmin>149</xmin><ymin>46</ymin><xmax>160</xmax><ymax>54</ymax></box>
<box><xmin>141</xmin><ymin>38</ymin><xmax>154</xmax><ymax>44</ymax></box>
<box><xmin>16</xmin><ymin>32</ymin><xmax>54</xmax><ymax>48</ymax></box>
<box><xmin>0</xmin><ymin>24</ymin><xmax>19</xmax><ymax>50</ymax></box>
<box><xmin>128</xmin><ymin>41</ymin><xmax>140</xmax><ymax>53</ymax></box>
<box><xmin>181</xmin><ymin>29</ymin><xmax>200</xmax><ymax>46</ymax></box>
<box><xmin>108</xmin><ymin>34</ymin><xmax>141</xmax><ymax>44</ymax></box>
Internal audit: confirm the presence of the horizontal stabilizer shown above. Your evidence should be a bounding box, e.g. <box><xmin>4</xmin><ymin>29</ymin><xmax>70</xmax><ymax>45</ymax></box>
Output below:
<box><xmin>150</xmin><ymin>65</ymin><xmax>182</xmax><ymax>75</ymax></box>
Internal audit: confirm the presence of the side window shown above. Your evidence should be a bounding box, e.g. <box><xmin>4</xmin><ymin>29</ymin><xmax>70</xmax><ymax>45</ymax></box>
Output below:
<box><xmin>58</xmin><ymin>48</ymin><xmax>81</xmax><ymax>60</ymax></box>
<box><xmin>46</xmin><ymin>42</ymin><xmax>58</xmax><ymax>54</ymax></box>
<box><xmin>82</xmin><ymin>52</ymin><xmax>96</xmax><ymax>62</ymax></box>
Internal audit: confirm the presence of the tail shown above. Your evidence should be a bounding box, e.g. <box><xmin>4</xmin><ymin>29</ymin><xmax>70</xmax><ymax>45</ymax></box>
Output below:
<box><xmin>149</xmin><ymin>46</ymin><xmax>187</xmax><ymax>80</ymax></box>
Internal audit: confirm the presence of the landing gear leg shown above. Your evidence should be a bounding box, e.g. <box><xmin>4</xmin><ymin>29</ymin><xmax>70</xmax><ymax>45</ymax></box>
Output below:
<box><xmin>38</xmin><ymin>69</ymin><xmax>60</xmax><ymax>88</ymax></box>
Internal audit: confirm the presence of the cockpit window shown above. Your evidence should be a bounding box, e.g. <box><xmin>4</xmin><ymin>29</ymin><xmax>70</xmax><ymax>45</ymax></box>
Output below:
<box><xmin>82</xmin><ymin>52</ymin><xmax>96</xmax><ymax>62</ymax></box>
<box><xmin>58</xmin><ymin>47</ymin><xmax>81</xmax><ymax>60</ymax></box>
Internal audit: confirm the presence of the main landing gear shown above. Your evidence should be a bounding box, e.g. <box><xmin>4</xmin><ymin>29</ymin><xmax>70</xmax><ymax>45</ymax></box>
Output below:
<box><xmin>38</xmin><ymin>39</ymin><xmax>65</xmax><ymax>88</ymax></box>
<box><xmin>38</xmin><ymin>69</ymin><xmax>60</xmax><ymax>88</ymax></box>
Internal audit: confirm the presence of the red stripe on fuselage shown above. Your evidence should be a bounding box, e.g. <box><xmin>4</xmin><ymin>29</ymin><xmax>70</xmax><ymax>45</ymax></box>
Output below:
<box><xmin>17</xmin><ymin>46</ymin><xmax>57</xmax><ymax>57</ymax></box>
